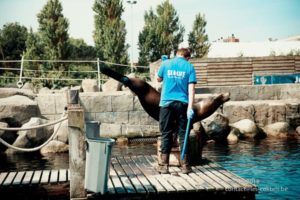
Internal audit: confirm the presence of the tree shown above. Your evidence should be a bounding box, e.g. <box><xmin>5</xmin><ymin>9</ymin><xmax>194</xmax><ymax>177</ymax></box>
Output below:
<box><xmin>93</xmin><ymin>0</ymin><xmax>129</xmax><ymax>73</ymax></box>
<box><xmin>68</xmin><ymin>38</ymin><xmax>96</xmax><ymax>60</ymax></box>
<box><xmin>138</xmin><ymin>1</ymin><xmax>184</xmax><ymax>65</ymax></box>
<box><xmin>37</xmin><ymin>0</ymin><xmax>69</xmax><ymax>69</ymax></box>
<box><xmin>188</xmin><ymin>13</ymin><xmax>210</xmax><ymax>58</ymax></box>
<box><xmin>0</xmin><ymin>22</ymin><xmax>28</xmax><ymax>70</ymax></box>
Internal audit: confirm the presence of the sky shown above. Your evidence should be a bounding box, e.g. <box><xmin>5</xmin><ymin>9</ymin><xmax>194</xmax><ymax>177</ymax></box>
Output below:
<box><xmin>1</xmin><ymin>0</ymin><xmax>300</xmax><ymax>62</ymax></box>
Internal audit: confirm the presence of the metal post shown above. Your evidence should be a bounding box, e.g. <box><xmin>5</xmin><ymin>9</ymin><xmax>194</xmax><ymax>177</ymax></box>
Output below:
<box><xmin>67</xmin><ymin>89</ymin><xmax>86</xmax><ymax>199</ymax></box>
<box><xmin>127</xmin><ymin>0</ymin><xmax>137</xmax><ymax>73</ymax></box>
<box><xmin>97</xmin><ymin>58</ymin><xmax>101</xmax><ymax>90</ymax></box>
<box><xmin>17</xmin><ymin>56</ymin><xmax>24</xmax><ymax>88</ymax></box>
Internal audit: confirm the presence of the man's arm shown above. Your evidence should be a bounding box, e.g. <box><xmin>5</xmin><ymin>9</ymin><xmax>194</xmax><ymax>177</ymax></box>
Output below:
<box><xmin>188</xmin><ymin>83</ymin><xmax>195</xmax><ymax>110</ymax></box>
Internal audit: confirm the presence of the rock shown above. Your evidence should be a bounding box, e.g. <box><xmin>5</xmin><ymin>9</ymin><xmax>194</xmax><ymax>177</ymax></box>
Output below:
<box><xmin>53</xmin><ymin>120</ymin><xmax>68</xmax><ymax>144</ymax></box>
<box><xmin>263</xmin><ymin>122</ymin><xmax>295</xmax><ymax>138</ymax></box>
<box><xmin>116</xmin><ymin>137</ymin><xmax>128</xmax><ymax>146</ymax></box>
<box><xmin>223</xmin><ymin>102</ymin><xmax>255</xmax><ymax>123</ymax></box>
<box><xmin>0</xmin><ymin>122</ymin><xmax>18</xmax><ymax>152</ymax></box>
<box><xmin>20</xmin><ymin>118</ymin><xmax>53</xmax><ymax>146</ymax></box>
<box><xmin>5</xmin><ymin>133</ymin><xmax>31</xmax><ymax>154</ymax></box>
<box><xmin>202</xmin><ymin>113</ymin><xmax>230</xmax><ymax>143</ymax></box>
<box><xmin>227</xmin><ymin>127</ymin><xmax>240</xmax><ymax>145</ymax></box>
<box><xmin>38</xmin><ymin>87</ymin><xmax>52</xmax><ymax>94</ymax></box>
<box><xmin>102</xmin><ymin>78</ymin><xmax>122</xmax><ymax>92</ymax></box>
<box><xmin>40</xmin><ymin>140</ymin><xmax>69</xmax><ymax>155</ymax></box>
<box><xmin>231</xmin><ymin>119</ymin><xmax>266</xmax><ymax>139</ymax></box>
<box><xmin>0</xmin><ymin>88</ymin><xmax>36</xmax><ymax>99</ymax></box>
<box><xmin>0</xmin><ymin>95</ymin><xmax>39</xmax><ymax>126</ymax></box>
<box><xmin>21</xmin><ymin>82</ymin><xmax>34</xmax><ymax>91</ymax></box>
<box><xmin>82</xmin><ymin>79</ymin><xmax>99</xmax><ymax>92</ymax></box>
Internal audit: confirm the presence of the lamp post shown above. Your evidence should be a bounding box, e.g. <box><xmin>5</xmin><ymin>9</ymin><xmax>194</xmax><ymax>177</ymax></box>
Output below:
<box><xmin>127</xmin><ymin>0</ymin><xmax>137</xmax><ymax>73</ymax></box>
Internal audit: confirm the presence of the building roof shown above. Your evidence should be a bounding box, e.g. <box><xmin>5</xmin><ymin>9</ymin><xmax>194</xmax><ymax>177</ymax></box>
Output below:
<box><xmin>207</xmin><ymin>41</ymin><xmax>300</xmax><ymax>58</ymax></box>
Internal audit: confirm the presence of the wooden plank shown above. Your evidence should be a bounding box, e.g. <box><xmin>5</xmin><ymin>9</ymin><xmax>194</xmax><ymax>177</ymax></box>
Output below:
<box><xmin>131</xmin><ymin>156</ymin><xmax>166</xmax><ymax>194</ymax></box>
<box><xmin>58</xmin><ymin>169</ymin><xmax>67</xmax><ymax>182</ymax></box>
<box><xmin>50</xmin><ymin>170</ymin><xmax>58</xmax><ymax>183</ymax></box>
<box><xmin>107</xmin><ymin>176</ymin><xmax>116</xmax><ymax>194</ymax></box>
<box><xmin>109</xmin><ymin>163</ymin><xmax>127</xmax><ymax>194</ymax></box>
<box><xmin>3</xmin><ymin>172</ymin><xmax>16</xmax><ymax>186</ymax></box>
<box><xmin>210</xmin><ymin>162</ymin><xmax>257</xmax><ymax>190</ymax></box>
<box><xmin>111</xmin><ymin>157</ymin><xmax>136</xmax><ymax>194</ymax></box>
<box><xmin>31</xmin><ymin>170</ymin><xmax>42</xmax><ymax>184</ymax></box>
<box><xmin>150</xmin><ymin>155</ymin><xmax>199</xmax><ymax>191</ymax></box>
<box><xmin>67</xmin><ymin>169</ymin><xmax>70</xmax><ymax>181</ymax></box>
<box><xmin>203</xmin><ymin>163</ymin><xmax>242</xmax><ymax>189</ymax></box>
<box><xmin>0</xmin><ymin>172</ymin><xmax>8</xmax><ymax>185</ymax></box>
<box><xmin>196</xmin><ymin>165</ymin><xmax>233</xmax><ymax>190</ymax></box>
<box><xmin>186</xmin><ymin>168</ymin><xmax>215</xmax><ymax>191</ymax></box>
<box><xmin>22</xmin><ymin>171</ymin><xmax>33</xmax><ymax>185</ymax></box>
<box><xmin>124</xmin><ymin>156</ymin><xmax>156</xmax><ymax>193</ymax></box>
<box><xmin>40</xmin><ymin>170</ymin><xmax>50</xmax><ymax>184</ymax></box>
<box><xmin>117</xmin><ymin>156</ymin><xmax>146</xmax><ymax>194</ymax></box>
<box><xmin>12</xmin><ymin>171</ymin><xmax>25</xmax><ymax>185</ymax></box>
<box><xmin>192</xmin><ymin>166</ymin><xmax>224</xmax><ymax>191</ymax></box>
<box><xmin>140</xmin><ymin>155</ymin><xmax>177</xmax><ymax>193</ymax></box>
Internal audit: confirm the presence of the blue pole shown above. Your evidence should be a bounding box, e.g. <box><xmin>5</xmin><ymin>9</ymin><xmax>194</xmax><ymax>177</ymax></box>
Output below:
<box><xmin>181</xmin><ymin>118</ymin><xmax>191</xmax><ymax>160</ymax></box>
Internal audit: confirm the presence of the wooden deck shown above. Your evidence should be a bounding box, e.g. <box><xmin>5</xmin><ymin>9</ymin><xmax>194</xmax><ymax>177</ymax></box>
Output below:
<box><xmin>0</xmin><ymin>155</ymin><xmax>257</xmax><ymax>200</ymax></box>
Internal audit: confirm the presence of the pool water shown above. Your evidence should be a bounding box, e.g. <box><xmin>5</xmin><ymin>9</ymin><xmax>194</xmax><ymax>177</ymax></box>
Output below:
<box><xmin>0</xmin><ymin>138</ymin><xmax>299</xmax><ymax>200</ymax></box>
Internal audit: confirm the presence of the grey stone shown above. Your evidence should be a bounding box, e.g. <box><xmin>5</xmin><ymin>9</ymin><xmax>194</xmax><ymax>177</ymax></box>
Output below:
<box><xmin>263</xmin><ymin>122</ymin><xmax>295</xmax><ymax>138</ymax></box>
<box><xmin>82</xmin><ymin>79</ymin><xmax>99</xmax><ymax>92</ymax></box>
<box><xmin>102</xmin><ymin>78</ymin><xmax>122</xmax><ymax>92</ymax></box>
<box><xmin>111</xmin><ymin>93</ymin><xmax>134</xmax><ymax>112</ymax></box>
<box><xmin>100</xmin><ymin>123</ymin><xmax>122</xmax><ymax>138</ymax></box>
<box><xmin>0</xmin><ymin>95</ymin><xmax>39</xmax><ymax>125</ymax></box>
<box><xmin>80</xmin><ymin>93</ymin><xmax>112</xmax><ymax>112</ymax></box>
<box><xmin>53</xmin><ymin>120</ymin><xmax>69</xmax><ymax>144</ymax></box>
<box><xmin>40</xmin><ymin>140</ymin><xmax>69</xmax><ymax>155</ymax></box>
<box><xmin>5</xmin><ymin>133</ymin><xmax>31</xmax><ymax>154</ymax></box>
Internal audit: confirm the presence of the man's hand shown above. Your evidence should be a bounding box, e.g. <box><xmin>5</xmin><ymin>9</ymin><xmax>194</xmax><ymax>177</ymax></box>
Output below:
<box><xmin>187</xmin><ymin>108</ymin><xmax>194</xmax><ymax>119</ymax></box>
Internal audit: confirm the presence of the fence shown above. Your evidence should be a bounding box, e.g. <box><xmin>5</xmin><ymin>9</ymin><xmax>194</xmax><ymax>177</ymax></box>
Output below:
<box><xmin>191</xmin><ymin>56</ymin><xmax>300</xmax><ymax>87</ymax></box>
<box><xmin>0</xmin><ymin>57</ymin><xmax>149</xmax><ymax>89</ymax></box>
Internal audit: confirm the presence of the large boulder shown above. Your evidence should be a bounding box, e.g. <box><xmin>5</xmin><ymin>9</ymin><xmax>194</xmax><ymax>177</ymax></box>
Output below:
<box><xmin>0</xmin><ymin>95</ymin><xmax>39</xmax><ymax>126</ymax></box>
<box><xmin>53</xmin><ymin>120</ymin><xmax>69</xmax><ymax>144</ymax></box>
<box><xmin>21</xmin><ymin>118</ymin><xmax>53</xmax><ymax>146</ymax></box>
<box><xmin>0</xmin><ymin>88</ymin><xmax>36</xmax><ymax>99</ymax></box>
<box><xmin>230</xmin><ymin>119</ymin><xmax>266</xmax><ymax>139</ymax></box>
<box><xmin>102</xmin><ymin>78</ymin><xmax>122</xmax><ymax>92</ymax></box>
<box><xmin>5</xmin><ymin>133</ymin><xmax>31</xmax><ymax>154</ymax></box>
<box><xmin>202</xmin><ymin>113</ymin><xmax>230</xmax><ymax>143</ymax></box>
<box><xmin>5</xmin><ymin>117</ymin><xmax>54</xmax><ymax>154</ymax></box>
<box><xmin>263</xmin><ymin>122</ymin><xmax>296</xmax><ymax>138</ymax></box>
<box><xmin>227</xmin><ymin>127</ymin><xmax>240</xmax><ymax>145</ymax></box>
<box><xmin>82</xmin><ymin>79</ymin><xmax>99</xmax><ymax>92</ymax></box>
<box><xmin>40</xmin><ymin>140</ymin><xmax>68</xmax><ymax>155</ymax></box>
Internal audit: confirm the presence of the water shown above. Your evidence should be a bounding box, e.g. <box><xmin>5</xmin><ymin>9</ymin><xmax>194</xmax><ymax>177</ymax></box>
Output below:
<box><xmin>0</xmin><ymin>138</ymin><xmax>299</xmax><ymax>200</ymax></box>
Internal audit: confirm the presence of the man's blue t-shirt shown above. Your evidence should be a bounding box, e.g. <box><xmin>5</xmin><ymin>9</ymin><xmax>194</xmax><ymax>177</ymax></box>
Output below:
<box><xmin>158</xmin><ymin>56</ymin><xmax>197</xmax><ymax>107</ymax></box>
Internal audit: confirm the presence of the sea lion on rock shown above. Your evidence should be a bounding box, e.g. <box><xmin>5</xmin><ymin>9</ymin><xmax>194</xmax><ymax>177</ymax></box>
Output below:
<box><xmin>100</xmin><ymin>66</ymin><xmax>230</xmax><ymax>122</ymax></box>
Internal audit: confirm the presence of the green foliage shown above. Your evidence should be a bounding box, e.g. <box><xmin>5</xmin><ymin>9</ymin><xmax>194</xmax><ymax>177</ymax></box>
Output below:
<box><xmin>68</xmin><ymin>38</ymin><xmax>97</xmax><ymax>60</ymax></box>
<box><xmin>37</xmin><ymin>0</ymin><xmax>70</xmax><ymax>68</ymax></box>
<box><xmin>138</xmin><ymin>1</ymin><xmax>184</xmax><ymax>65</ymax></box>
<box><xmin>188</xmin><ymin>13</ymin><xmax>210</xmax><ymax>58</ymax></box>
<box><xmin>0</xmin><ymin>22</ymin><xmax>28</xmax><ymax>73</ymax></box>
<box><xmin>93</xmin><ymin>0</ymin><xmax>129</xmax><ymax>74</ymax></box>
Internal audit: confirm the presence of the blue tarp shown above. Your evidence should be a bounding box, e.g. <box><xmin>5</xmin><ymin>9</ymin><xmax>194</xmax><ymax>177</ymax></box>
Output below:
<box><xmin>254</xmin><ymin>73</ymin><xmax>300</xmax><ymax>85</ymax></box>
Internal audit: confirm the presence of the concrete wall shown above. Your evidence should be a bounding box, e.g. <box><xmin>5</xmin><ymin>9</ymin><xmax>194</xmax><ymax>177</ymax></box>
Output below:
<box><xmin>36</xmin><ymin>91</ymin><xmax>160</xmax><ymax>138</ymax></box>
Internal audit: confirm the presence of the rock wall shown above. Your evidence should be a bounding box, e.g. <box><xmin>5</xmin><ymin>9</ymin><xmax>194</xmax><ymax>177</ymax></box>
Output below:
<box><xmin>33</xmin><ymin>85</ymin><xmax>300</xmax><ymax>139</ymax></box>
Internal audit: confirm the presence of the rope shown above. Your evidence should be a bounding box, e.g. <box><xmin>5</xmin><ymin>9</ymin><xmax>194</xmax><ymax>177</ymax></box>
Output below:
<box><xmin>0</xmin><ymin>59</ymin><xmax>149</xmax><ymax>69</ymax></box>
<box><xmin>0</xmin><ymin>112</ymin><xmax>67</xmax><ymax>131</ymax></box>
<box><xmin>0</xmin><ymin>76</ymin><xmax>108</xmax><ymax>81</ymax></box>
<box><xmin>0</xmin><ymin>111</ymin><xmax>68</xmax><ymax>152</ymax></box>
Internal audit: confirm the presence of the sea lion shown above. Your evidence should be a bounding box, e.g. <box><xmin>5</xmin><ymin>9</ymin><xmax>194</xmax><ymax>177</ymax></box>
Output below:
<box><xmin>100</xmin><ymin>66</ymin><xmax>230</xmax><ymax>122</ymax></box>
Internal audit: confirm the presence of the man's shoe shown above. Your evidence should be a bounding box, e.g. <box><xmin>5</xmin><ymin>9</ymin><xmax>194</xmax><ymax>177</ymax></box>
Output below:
<box><xmin>157</xmin><ymin>153</ymin><xmax>169</xmax><ymax>174</ymax></box>
<box><xmin>181</xmin><ymin>155</ymin><xmax>192</xmax><ymax>174</ymax></box>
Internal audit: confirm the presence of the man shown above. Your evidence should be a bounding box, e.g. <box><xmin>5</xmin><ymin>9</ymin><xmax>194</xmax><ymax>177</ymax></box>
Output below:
<box><xmin>157</xmin><ymin>48</ymin><xmax>196</xmax><ymax>174</ymax></box>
